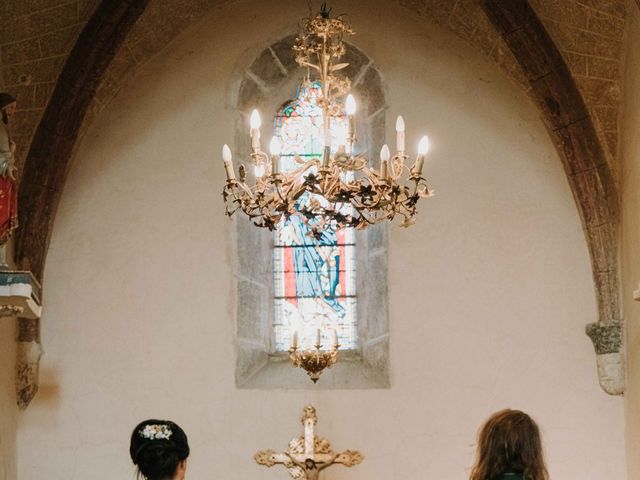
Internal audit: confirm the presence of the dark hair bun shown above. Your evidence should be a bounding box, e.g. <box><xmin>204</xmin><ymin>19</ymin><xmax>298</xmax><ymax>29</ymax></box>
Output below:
<box><xmin>0</xmin><ymin>93</ymin><xmax>16</xmax><ymax>110</ymax></box>
<box><xmin>130</xmin><ymin>419</ymin><xmax>190</xmax><ymax>480</ymax></box>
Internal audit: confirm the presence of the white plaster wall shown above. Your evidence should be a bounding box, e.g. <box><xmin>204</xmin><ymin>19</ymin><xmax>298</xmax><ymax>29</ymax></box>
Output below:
<box><xmin>0</xmin><ymin>318</ymin><xmax>16</xmax><ymax>480</ymax></box>
<box><xmin>17</xmin><ymin>1</ymin><xmax>625</xmax><ymax>479</ymax></box>
<box><xmin>623</xmin><ymin>3</ymin><xmax>640</xmax><ymax>479</ymax></box>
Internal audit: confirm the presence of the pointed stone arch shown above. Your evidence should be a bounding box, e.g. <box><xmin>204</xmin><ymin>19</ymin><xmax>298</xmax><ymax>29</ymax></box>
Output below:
<box><xmin>15</xmin><ymin>0</ymin><xmax>151</xmax><ymax>281</ymax></box>
<box><xmin>10</xmin><ymin>0</ymin><xmax>622</xmax><ymax>393</ymax></box>
<box><xmin>482</xmin><ymin>0</ymin><xmax>623</xmax><ymax>395</ymax></box>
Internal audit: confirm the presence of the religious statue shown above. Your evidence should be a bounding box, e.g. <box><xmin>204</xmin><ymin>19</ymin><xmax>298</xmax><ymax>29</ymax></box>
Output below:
<box><xmin>288</xmin><ymin>457</ymin><xmax>335</xmax><ymax>480</ymax></box>
<box><xmin>0</xmin><ymin>93</ymin><xmax>18</xmax><ymax>251</ymax></box>
<box><xmin>280</xmin><ymin>205</ymin><xmax>345</xmax><ymax>319</ymax></box>
<box><xmin>255</xmin><ymin>405</ymin><xmax>363</xmax><ymax>480</ymax></box>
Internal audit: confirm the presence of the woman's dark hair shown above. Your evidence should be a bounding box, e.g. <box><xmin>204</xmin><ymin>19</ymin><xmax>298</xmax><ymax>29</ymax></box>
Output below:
<box><xmin>0</xmin><ymin>93</ymin><xmax>15</xmax><ymax>110</ymax></box>
<box><xmin>470</xmin><ymin>409</ymin><xmax>549</xmax><ymax>480</ymax></box>
<box><xmin>130</xmin><ymin>419</ymin><xmax>190</xmax><ymax>480</ymax></box>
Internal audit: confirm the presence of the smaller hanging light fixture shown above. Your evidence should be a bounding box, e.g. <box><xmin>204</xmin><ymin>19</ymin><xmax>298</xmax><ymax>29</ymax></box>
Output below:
<box><xmin>288</xmin><ymin>329</ymin><xmax>339</xmax><ymax>383</ymax></box>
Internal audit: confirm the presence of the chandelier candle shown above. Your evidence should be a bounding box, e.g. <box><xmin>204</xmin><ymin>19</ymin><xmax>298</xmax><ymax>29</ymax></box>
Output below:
<box><xmin>221</xmin><ymin>5</ymin><xmax>433</xmax><ymax>236</ymax></box>
<box><xmin>346</xmin><ymin>94</ymin><xmax>356</xmax><ymax>153</ymax></box>
<box><xmin>396</xmin><ymin>115</ymin><xmax>405</xmax><ymax>153</ymax></box>
<box><xmin>222</xmin><ymin>144</ymin><xmax>235</xmax><ymax>180</ymax></box>
<box><xmin>380</xmin><ymin>144</ymin><xmax>390</xmax><ymax>179</ymax></box>
<box><xmin>336</xmin><ymin>123</ymin><xmax>347</xmax><ymax>156</ymax></box>
<box><xmin>250</xmin><ymin>110</ymin><xmax>261</xmax><ymax>151</ymax></box>
<box><xmin>269</xmin><ymin>137</ymin><xmax>281</xmax><ymax>175</ymax></box>
<box><xmin>414</xmin><ymin>136</ymin><xmax>430</xmax><ymax>176</ymax></box>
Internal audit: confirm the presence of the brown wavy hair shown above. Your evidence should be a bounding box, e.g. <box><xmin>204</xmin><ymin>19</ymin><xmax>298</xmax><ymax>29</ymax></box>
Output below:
<box><xmin>470</xmin><ymin>409</ymin><xmax>549</xmax><ymax>480</ymax></box>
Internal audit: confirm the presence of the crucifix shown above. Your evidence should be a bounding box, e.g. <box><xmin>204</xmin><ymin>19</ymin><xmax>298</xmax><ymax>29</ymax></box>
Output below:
<box><xmin>254</xmin><ymin>405</ymin><xmax>364</xmax><ymax>480</ymax></box>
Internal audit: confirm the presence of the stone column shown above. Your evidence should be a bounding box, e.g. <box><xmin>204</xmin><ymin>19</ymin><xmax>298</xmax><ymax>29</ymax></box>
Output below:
<box><xmin>586</xmin><ymin>320</ymin><xmax>624</xmax><ymax>395</ymax></box>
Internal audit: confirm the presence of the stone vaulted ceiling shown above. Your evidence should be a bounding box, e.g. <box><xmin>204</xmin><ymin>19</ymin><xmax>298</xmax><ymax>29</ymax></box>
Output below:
<box><xmin>0</xmin><ymin>0</ymin><xmax>628</xmax><ymax>184</ymax></box>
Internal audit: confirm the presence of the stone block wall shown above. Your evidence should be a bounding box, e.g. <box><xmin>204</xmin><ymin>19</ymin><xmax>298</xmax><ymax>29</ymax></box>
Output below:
<box><xmin>0</xmin><ymin>0</ymin><xmax>629</xmax><ymax>185</ymax></box>
<box><xmin>0</xmin><ymin>0</ymin><xmax>100</xmax><ymax>176</ymax></box>
<box><xmin>391</xmin><ymin>0</ymin><xmax>626</xmax><ymax>182</ymax></box>
<box><xmin>531</xmin><ymin>0</ymin><xmax>626</xmax><ymax>181</ymax></box>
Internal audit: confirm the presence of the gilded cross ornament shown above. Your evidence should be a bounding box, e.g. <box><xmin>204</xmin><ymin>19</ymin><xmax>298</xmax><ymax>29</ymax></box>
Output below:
<box><xmin>254</xmin><ymin>405</ymin><xmax>363</xmax><ymax>480</ymax></box>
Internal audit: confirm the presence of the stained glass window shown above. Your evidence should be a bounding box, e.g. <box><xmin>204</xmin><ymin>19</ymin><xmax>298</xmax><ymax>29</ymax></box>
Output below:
<box><xmin>273</xmin><ymin>81</ymin><xmax>358</xmax><ymax>352</ymax></box>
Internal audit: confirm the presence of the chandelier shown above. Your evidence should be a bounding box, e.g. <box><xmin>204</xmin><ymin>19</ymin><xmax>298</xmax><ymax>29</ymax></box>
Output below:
<box><xmin>288</xmin><ymin>329</ymin><xmax>339</xmax><ymax>383</ymax></box>
<box><xmin>221</xmin><ymin>4</ymin><xmax>433</xmax><ymax>237</ymax></box>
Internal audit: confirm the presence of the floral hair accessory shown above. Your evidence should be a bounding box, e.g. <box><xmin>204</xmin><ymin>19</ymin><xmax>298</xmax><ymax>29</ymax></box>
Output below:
<box><xmin>139</xmin><ymin>424</ymin><xmax>173</xmax><ymax>440</ymax></box>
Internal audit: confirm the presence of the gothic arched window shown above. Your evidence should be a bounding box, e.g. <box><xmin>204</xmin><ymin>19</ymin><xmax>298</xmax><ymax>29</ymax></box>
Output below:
<box><xmin>234</xmin><ymin>36</ymin><xmax>389</xmax><ymax>389</ymax></box>
<box><xmin>272</xmin><ymin>80</ymin><xmax>358</xmax><ymax>352</ymax></box>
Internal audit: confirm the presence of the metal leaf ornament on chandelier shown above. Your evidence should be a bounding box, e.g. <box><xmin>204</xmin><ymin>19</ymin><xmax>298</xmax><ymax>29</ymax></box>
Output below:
<box><xmin>221</xmin><ymin>5</ymin><xmax>433</xmax><ymax>236</ymax></box>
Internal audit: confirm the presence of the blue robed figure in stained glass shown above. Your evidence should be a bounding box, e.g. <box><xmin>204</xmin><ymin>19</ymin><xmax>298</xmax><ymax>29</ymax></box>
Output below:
<box><xmin>273</xmin><ymin>81</ymin><xmax>357</xmax><ymax>351</ymax></box>
<box><xmin>280</xmin><ymin>213</ymin><xmax>343</xmax><ymax>313</ymax></box>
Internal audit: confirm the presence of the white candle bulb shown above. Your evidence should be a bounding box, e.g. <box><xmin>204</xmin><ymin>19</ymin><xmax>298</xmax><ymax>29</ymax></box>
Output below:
<box><xmin>269</xmin><ymin>136</ymin><xmax>282</xmax><ymax>156</ymax></box>
<box><xmin>345</xmin><ymin>95</ymin><xmax>356</xmax><ymax>115</ymax></box>
<box><xmin>222</xmin><ymin>144</ymin><xmax>235</xmax><ymax>180</ymax></box>
<box><xmin>333</xmin><ymin>329</ymin><xmax>339</xmax><ymax>347</ymax></box>
<box><xmin>254</xmin><ymin>164</ymin><xmax>265</xmax><ymax>177</ymax></box>
<box><xmin>396</xmin><ymin>115</ymin><xmax>405</xmax><ymax>152</ymax></box>
<box><xmin>250</xmin><ymin>110</ymin><xmax>261</xmax><ymax>150</ymax></box>
<box><xmin>418</xmin><ymin>135</ymin><xmax>430</xmax><ymax>155</ymax></box>
<box><xmin>414</xmin><ymin>136</ymin><xmax>429</xmax><ymax>176</ymax></box>
<box><xmin>380</xmin><ymin>144</ymin><xmax>390</xmax><ymax>162</ymax></box>
<box><xmin>250</xmin><ymin>109</ymin><xmax>261</xmax><ymax>129</ymax></box>
<box><xmin>380</xmin><ymin>144</ymin><xmax>390</xmax><ymax>178</ymax></box>
<box><xmin>222</xmin><ymin>144</ymin><xmax>232</xmax><ymax>162</ymax></box>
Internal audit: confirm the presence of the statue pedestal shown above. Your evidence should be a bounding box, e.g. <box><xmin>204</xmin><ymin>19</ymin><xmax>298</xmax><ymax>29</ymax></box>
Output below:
<box><xmin>0</xmin><ymin>271</ymin><xmax>43</xmax><ymax>409</ymax></box>
<box><xmin>0</xmin><ymin>270</ymin><xmax>41</xmax><ymax>318</ymax></box>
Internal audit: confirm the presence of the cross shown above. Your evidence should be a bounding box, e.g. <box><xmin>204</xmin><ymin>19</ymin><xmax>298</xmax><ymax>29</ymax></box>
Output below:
<box><xmin>254</xmin><ymin>405</ymin><xmax>364</xmax><ymax>480</ymax></box>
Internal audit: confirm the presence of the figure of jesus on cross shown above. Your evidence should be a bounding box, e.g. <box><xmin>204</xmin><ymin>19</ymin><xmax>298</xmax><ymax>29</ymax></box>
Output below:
<box><xmin>254</xmin><ymin>405</ymin><xmax>363</xmax><ymax>480</ymax></box>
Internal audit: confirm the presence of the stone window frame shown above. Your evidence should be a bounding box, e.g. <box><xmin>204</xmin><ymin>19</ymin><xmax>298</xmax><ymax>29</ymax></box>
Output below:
<box><xmin>232</xmin><ymin>35</ymin><xmax>390</xmax><ymax>388</ymax></box>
